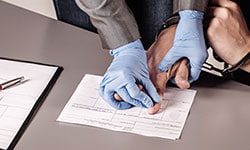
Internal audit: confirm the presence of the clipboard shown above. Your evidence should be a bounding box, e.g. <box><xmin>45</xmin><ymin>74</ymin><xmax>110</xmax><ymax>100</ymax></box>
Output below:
<box><xmin>0</xmin><ymin>57</ymin><xmax>63</xmax><ymax>150</ymax></box>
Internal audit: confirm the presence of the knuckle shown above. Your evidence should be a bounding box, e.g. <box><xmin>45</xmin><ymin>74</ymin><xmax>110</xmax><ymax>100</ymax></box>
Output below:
<box><xmin>132</xmin><ymin>91</ymin><xmax>147</xmax><ymax>102</ymax></box>
<box><xmin>207</xmin><ymin>18</ymin><xmax>219</xmax><ymax>36</ymax></box>
<box><xmin>142</xmin><ymin>97</ymin><xmax>152</xmax><ymax>107</ymax></box>
<box><xmin>229</xmin><ymin>1</ymin><xmax>239</xmax><ymax>11</ymax></box>
<box><xmin>211</xmin><ymin>18</ymin><xmax>220</xmax><ymax>27</ymax></box>
<box><xmin>220</xmin><ymin>7</ymin><xmax>230</xmax><ymax>20</ymax></box>
<box><xmin>133</xmin><ymin>101</ymin><xmax>143</xmax><ymax>107</ymax></box>
<box><xmin>117</xmin><ymin>68</ymin><xmax>130</xmax><ymax>78</ymax></box>
<box><xmin>213</xmin><ymin>18</ymin><xmax>220</xmax><ymax>26</ymax></box>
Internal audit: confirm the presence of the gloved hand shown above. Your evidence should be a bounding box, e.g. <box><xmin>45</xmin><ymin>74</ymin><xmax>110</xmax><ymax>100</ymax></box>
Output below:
<box><xmin>158</xmin><ymin>10</ymin><xmax>208</xmax><ymax>83</ymax></box>
<box><xmin>99</xmin><ymin>40</ymin><xmax>161</xmax><ymax>109</ymax></box>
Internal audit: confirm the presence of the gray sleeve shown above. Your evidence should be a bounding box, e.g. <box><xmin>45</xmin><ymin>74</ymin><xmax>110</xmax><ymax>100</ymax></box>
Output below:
<box><xmin>75</xmin><ymin>0</ymin><xmax>141</xmax><ymax>50</ymax></box>
<box><xmin>173</xmin><ymin>0</ymin><xmax>209</xmax><ymax>14</ymax></box>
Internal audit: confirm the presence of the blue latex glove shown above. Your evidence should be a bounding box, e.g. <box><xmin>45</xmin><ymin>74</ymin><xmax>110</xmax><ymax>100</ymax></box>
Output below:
<box><xmin>158</xmin><ymin>10</ymin><xmax>208</xmax><ymax>83</ymax></box>
<box><xmin>99</xmin><ymin>40</ymin><xmax>161</xmax><ymax>110</ymax></box>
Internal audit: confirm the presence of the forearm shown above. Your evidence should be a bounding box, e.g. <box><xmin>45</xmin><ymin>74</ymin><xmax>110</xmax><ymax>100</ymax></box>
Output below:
<box><xmin>75</xmin><ymin>0</ymin><xmax>140</xmax><ymax>49</ymax></box>
<box><xmin>173</xmin><ymin>0</ymin><xmax>209</xmax><ymax>13</ymax></box>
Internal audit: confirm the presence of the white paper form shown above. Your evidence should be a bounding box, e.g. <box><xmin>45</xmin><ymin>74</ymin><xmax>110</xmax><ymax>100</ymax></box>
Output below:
<box><xmin>57</xmin><ymin>74</ymin><xmax>197</xmax><ymax>140</ymax></box>
<box><xmin>0</xmin><ymin>59</ymin><xmax>58</xmax><ymax>150</ymax></box>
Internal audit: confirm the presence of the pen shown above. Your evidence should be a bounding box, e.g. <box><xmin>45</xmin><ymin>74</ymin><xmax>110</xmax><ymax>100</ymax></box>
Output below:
<box><xmin>0</xmin><ymin>76</ymin><xmax>25</xmax><ymax>90</ymax></box>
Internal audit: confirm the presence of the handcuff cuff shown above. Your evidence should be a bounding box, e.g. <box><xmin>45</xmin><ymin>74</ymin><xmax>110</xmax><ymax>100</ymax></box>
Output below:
<box><xmin>155</xmin><ymin>13</ymin><xmax>180</xmax><ymax>40</ymax></box>
<box><xmin>156</xmin><ymin>14</ymin><xmax>250</xmax><ymax>77</ymax></box>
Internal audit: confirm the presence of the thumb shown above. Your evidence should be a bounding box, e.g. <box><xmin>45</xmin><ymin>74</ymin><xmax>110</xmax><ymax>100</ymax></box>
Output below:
<box><xmin>175</xmin><ymin>59</ymin><xmax>190</xmax><ymax>89</ymax></box>
<box><xmin>158</xmin><ymin>47</ymin><xmax>181</xmax><ymax>72</ymax></box>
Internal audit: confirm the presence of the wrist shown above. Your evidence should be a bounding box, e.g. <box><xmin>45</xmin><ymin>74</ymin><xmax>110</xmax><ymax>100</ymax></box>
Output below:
<box><xmin>224</xmin><ymin>51</ymin><xmax>250</xmax><ymax>74</ymax></box>
<box><xmin>240</xmin><ymin>52</ymin><xmax>250</xmax><ymax>73</ymax></box>
<box><xmin>179</xmin><ymin>10</ymin><xmax>204</xmax><ymax>20</ymax></box>
<box><xmin>156</xmin><ymin>14</ymin><xmax>180</xmax><ymax>39</ymax></box>
<box><xmin>147</xmin><ymin>24</ymin><xmax>177</xmax><ymax>65</ymax></box>
<box><xmin>227</xmin><ymin>35</ymin><xmax>250</xmax><ymax>66</ymax></box>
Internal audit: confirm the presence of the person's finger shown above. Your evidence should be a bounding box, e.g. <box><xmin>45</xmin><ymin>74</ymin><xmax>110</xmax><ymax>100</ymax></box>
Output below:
<box><xmin>141</xmin><ymin>80</ymin><xmax>162</xmax><ymax>103</ymax></box>
<box><xmin>114</xmin><ymin>92</ymin><xmax>122</xmax><ymax>101</ymax></box>
<box><xmin>175</xmin><ymin>59</ymin><xmax>190</xmax><ymax>89</ymax></box>
<box><xmin>137</xmin><ymin>84</ymin><xmax>145</xmax><ymax>91</ymax></box>
<box><xmin>148</xmin><ymin>102</ymin><xmax>162</xmax><ymax>115</ymax></box>
<box><xmin>114</xmin><ymin>84</ymin><xmax>153</xmax><ymax>107</ymax></box>
<box><xmin>100</xmin><ymin>85</ymin><xmax>132</xmax><ymax>109</ymax></box>
<box><xmin>114</xmin><ymin>84</ymin><xmax>162</xmax><ymax>114</ymax></box>
<box><xmin>207</xmin><ymin>6</ymin><xmax>231</xmax><ymax>20</ymax></box>
<box><xmin>116</xmin><ymin>87</ymin><xmax>145</xmax><ymax>107</ymax></box>
<box><xmin>138</xmin><ymin>83</ymin><xmax>162</xmax><ymax>114</ymax></box>
<box><xmin>158</xmin><ymin>47</ymin><xmax>181</xmax><ymax>72</ymax></box>
<box><xmin>156</xmin><ymin>71</ymin><xmax>172</xmax><ymax>98</ymax></box>
<box><xmin>125</xmin><ymin>82</ymin><xmax>154</xmax><ymax>108</ymax></box>
<box><xmin>136</xmin><ymin>84</ymin><xmax>162</xmax><ymax>114</ymax></box>
<box><xmin>156</xmin><ymin>80</ymin><xmax>167</xmax><ymax>99</ymax></box>
<box><xmin>114</xmin><ymin>84</ymin><xmax>145</xmax><ymax>101</ymax></box>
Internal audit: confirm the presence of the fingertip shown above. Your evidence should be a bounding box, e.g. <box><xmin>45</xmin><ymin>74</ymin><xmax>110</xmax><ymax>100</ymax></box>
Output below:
<box><xmin>114</xmin><ymin>93</ymin><xmax>123</xmax><ymax>101</ymax></box>
<box><xmin>176</xmin><ymin>79</ymin><xmax>190</xmax><ymax>89</ymax></box>
<box><xmin>148</xmin><ymin>107</ymin><xmax>156</xmax><ymax>115</ymax></box>
<box><xmin>174</xmin><ymin>58</ymin><xmax>190</xmax><ymax>88</ymax></box>
<box><xmin>175</xmin><ymin>73</ymin><xmax>190</xmax><ymax>89</ymax></box>
<box><xmin>148</xmin><ymin>102</ymin><xmax>161</xmax><ymax>115</ymax></box>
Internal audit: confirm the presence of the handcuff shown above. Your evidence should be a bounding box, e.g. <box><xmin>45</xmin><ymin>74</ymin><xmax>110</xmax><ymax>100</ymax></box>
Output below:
<box><xmin>155</xmin><ymin>13</ymin><xmax>180</xmax><ymax>40</ymax></box>
<box><xmin>156</xmin><ymin>14</ymin><xmax>250</xmax><ymax>77</ymax></box>
<box><xmin>222</xmin><ymin>52</ymin><xmax>250</xmax><ymax>75</ymax></box>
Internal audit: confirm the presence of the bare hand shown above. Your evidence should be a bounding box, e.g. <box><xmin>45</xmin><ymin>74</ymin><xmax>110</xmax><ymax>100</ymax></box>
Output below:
<box><xmin>207</xmin><ymin>0</ymin><xmax>250</xmax><ymax>70</ymax></box>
